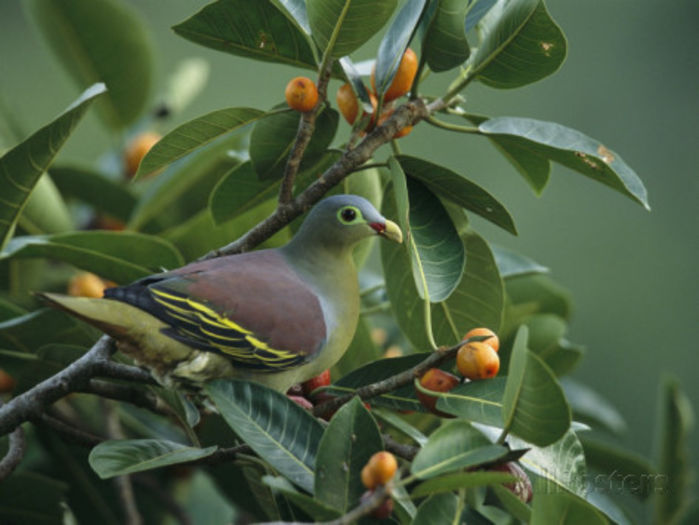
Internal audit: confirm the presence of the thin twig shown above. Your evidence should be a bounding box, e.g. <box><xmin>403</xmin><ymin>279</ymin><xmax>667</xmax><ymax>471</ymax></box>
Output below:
<box><xmin>313</xmin><ymin>341</ymin><xmax>463</xmax><ymax>418</ymax></box>
<box><xmin>0</xmin><ymin>403</ymin><xmax>26</xmax><ymax>481</ymax></box>
<box><xmin>38</xmin><ymin>411</ymin><xmax>104</xmax><ymax>447</ymax></box>
<box><xmin>194</xmin><ymin>443</ymin><xmax>253</xmax><ymax>466</ymax></box>
<box><xmin>0</xmin><ymin>335</ymin><xmax>115</xmax><ymax>436</ymax></box>
<box><xmin>384</xmin><ymin>434</ymin><xmax>419</xmax><ymax>461</ymax></box>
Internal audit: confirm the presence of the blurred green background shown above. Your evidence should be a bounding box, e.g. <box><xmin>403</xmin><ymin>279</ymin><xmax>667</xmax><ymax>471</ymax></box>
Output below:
<box><xmin>1</xmin><ymin>0</ymin><xmax>696</xmax><ymax>476</ymax></box>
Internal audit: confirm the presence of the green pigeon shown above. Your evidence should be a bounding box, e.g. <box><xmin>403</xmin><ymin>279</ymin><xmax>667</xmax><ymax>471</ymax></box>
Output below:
<box><xmin>39</xmin><ymin>195</ymin><xmax>402</xmax><ymax>392</ymax></box>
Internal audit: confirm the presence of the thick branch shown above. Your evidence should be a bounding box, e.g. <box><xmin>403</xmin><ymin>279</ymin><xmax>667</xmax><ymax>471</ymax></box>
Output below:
<box><xmin>79</xmin><ymin>379</ymin><xmax>169</xmax><ymax>416</ymax></box>
<box><xmin>0</xmin><ymin>413</ymin><xmax>26</xmax><ymax>481</ymax></box>
<box><xmin>0</xmin><ymin>335</ymin><xmax>115</xmax><ymax>436</ymax></box>
<box><xmin>313</xmin><ymin>341</ymin><xmax>462</xmax><ymax>418</ymax></box>
<box><xmin>202</xmin><ymin>98</ymin><xmax>429</xmax><ymax>258</ymax></box>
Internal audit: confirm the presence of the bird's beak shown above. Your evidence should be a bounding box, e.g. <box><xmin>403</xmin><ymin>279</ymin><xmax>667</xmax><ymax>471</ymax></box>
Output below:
<box><xmin>371</xmin><ymin>219</ymin><xmax>403</xmax><ymax>243</ymax></box>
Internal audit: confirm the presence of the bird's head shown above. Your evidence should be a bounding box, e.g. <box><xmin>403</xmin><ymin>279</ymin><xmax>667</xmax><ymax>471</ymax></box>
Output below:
<box><xmin>293</xmin><ymin>195</ymin><xmax>403</xmax><ymax>251</ymax></box>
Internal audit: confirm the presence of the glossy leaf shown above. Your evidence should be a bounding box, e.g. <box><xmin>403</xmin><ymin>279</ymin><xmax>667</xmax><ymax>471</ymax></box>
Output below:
<box><xmin>531</xmin><ymin>478</ymin><xmax>607</xmax><ymax>525</ymax></box>
<box><xmin>89</xmin><ymin>439</ymin><xmax>216</xmax><ymax>479</ymax></box>
<box><xmin>465</xmin><ymin>113</ymin><xmax>550</xmax><ymax>194</ymax></box>
<box><xmin>0</xmin><ymin>83</ymin><xmax>105</xmax><ymax>248</ymax></box>
<box><xmin>581</xmin><ymin>436</ymin><xmax>655</xmax><ymax>500</ymax></box>
<box><xmin>26</xmin><ymin>0</ymin><xmax>152</xmax><ymax>128</ymax></box>
<box><xmin>411</xmin><ymin>493</ymin><xmax>459</xmax><ymax>525</ymax></box>
<box><xmin>130</xmin><ymin>134</ymin><xmax>244</xmax><ymax>231</ymax></box>
<box><xmin>411</xmin><ymin>420</ymin><xmax>507</xmax><ymax>479</ymax></box>
<box><xmin>506</xmin><ymin>273</ymin><xmax>572</xmax><ymax>320</ymax></box>
<box><xmin>0</xmin><ymin>231</ymin><xmax>183</xmax><ymax>284</ymax></box>
<box><xmin>412</xmin><ymin>471</ymin><xmax>515</xmax><ymax>498</ymax></box>
<box><xmin>20</xmin><ymin>175</ymin><xmax>73</xmax><ymax>235</ymax></box>
<box><xmin>470</xmin><ymin>0</ymin><xmax>567</xmax><ymax>89</ymax></box>
<box><xmin>307</xmin><ymin>0</ymin><xmax>397</xmax><ymax>58</ymax></box>
<box><xmin>407</xmin><ymin>178</ymin><xmax>466</xmax><ymax>302</ymax></box>
<box><xmin>491</xmin><ymin>243</ymin><xmax>548</xmax><ymax>278</ymax></box>
<box><xmin>465</xmin><ymin>0</ymin><xmax>497</xmax><ymax>31</ymax></box>
<box><xmin>524</xmin><ymin>314</ymin><xmax>582</xmax><ymax>375</ymax></box>
<box><xmin>0</xmin><ymin>309</ymin><xmax>96</xmax><ymax>353</ymax></box>
<box><xmin>397</xmin><ymin>155</ymin><xmax>517</xmax><ymax>235</ymax></box>
<box><xmin>315</xmin><ymin>399</ymin><xmax>383</xmax><ymax>512</ymax></box>
<box><xmin>372</xmin><ymin>408</ymin><xmax>428</xmax><ymax>446</ymax></box>
<box><xmin>373</xmin><ymin>0</ymin><xmax>426</xmax><ymax>98</ymax></box>
<box><xmin>210</xmin><ymin>151</ymin><xmax>340</xmax><ymax>225</ymax></box>
<box><xmin>433</xmin><ymin>230</ymin><xmax>504</xmax><ymax>343</ymax></box>
<box><xmin>136</xmin><ymin>107</ymin><xmax>264</xmax><ymax>179</ymax></box>
<box><xmin>173</xmin><ymin>0</ymin><xmax>318</xmax><ymax>71</ymax></box>
<box><xmin>561</xmin><ymin>378</ymin><xmax>627</xmax><ymax>435</ymax></box>
<box><xmin>249</xmin><ymin>107</ymin><xmax>338</xmax><ymax>180</ymax></box>
<box><xmin>654</xmin><ymin>375</ymin><xmax>695</xmax><ymax>524</ymax></box>
<box><xmin>50</xmin><ymin>165</ymin><xmax>137</xmax><ymax>222</ymax></box>
<box><xmin>422</xmin><ymin>0</ymin><xmax>470</xmax><ymax>72</ymax></box>
<box><xmin>478</xmin><ymin>117</ymin><xmax>650</xmax><ymax>209</ymax></box>
<box><xmin>436</xmin><ymin>376</ymin><xmax>506</xmax><ymax>427</ymax></box>
<box><xmin>271</xmin><ymin>0</ymin><xmax>312</xmax><ymax>35</ymax></box>
<box><xmin>205</xmin><ymin>379</ymin><xmax>324</xmax><ymax>493</ymax></box>
<box><xmin>502</xmin><ymin>326</ymin><xmax>571</xmax><ymax>446</ymax></box>
<box><xmin>263</xmin><ymin>477</ymin><xmax>341</xmax><ymax>521</ymax></box>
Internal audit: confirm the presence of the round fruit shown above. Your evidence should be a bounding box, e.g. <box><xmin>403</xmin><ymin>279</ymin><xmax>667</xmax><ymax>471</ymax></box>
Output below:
<box><xmin>302</xmin><ymin>369</ymin><xmax>331</xmax><ymax>396</ymax></box>
<box><xmin>0</xmin><ymin>368</ymin><xmax>16</xmax><ymax>393</ymax></box>
<box><xmin>362</xmin><ymin>451</ymin><xmax>398</xmax><ymax>488</ymax></box>
<box><xmin>456</xmin><ymin>342</ymin><xmax>500</xmax><ymax>380</ymax></box>
<box><xmin>68</xmin><ymin>272</ymin><xmax>109</xmax><ymax>298</ymax></box>
<box><xmin>491</xmin><ymin>462</ymin><xmax>533</xmax><ymax>503</ymax></box>
<box><xmin>383</xmin><ymin>345</ymin><xmax>403</xmax><ymax>358</ymax></box>
<box><xmin>124</xmin><ymin>131</ymin><xmax>161</xmax><ymax>178</ymax></box>
<box><xmin>463</xmin><ymin>327</ymin><xmax>499</xmax><ymax>352</ymax></box>
<box><xmin>371</xmin><ymin>48</ymin><xmax>418</xmax><ymax>102</ymax></box>
<box><xmin>415</xmin><ymin>368</ymin><xmax>459</xmax><ymax>417</ymax></box>
<box><xmin>336</xmin><ymin>83</ymin><xmax>378</xmax><ymax>129</ymax></box>
<box><xmin>285</xmin><ymin>76</ymin><xmax>318</xmax><ymax>113</ymax></box>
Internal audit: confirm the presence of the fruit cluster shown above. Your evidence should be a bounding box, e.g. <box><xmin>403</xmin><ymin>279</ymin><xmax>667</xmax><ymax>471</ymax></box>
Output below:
<box><xmin>360</xmin><ymin>451</ymin><xmax>398</xmax><ymax>518</ymax></box>
<box><xmin>285</xmin><ymin>48</ymin><xmax>418</xmax><ymax>138</ymax></box>
<box><xmin>416</xmin><ymin>327</ymin><xmax>501</xmax><ymax>416</ymax></box>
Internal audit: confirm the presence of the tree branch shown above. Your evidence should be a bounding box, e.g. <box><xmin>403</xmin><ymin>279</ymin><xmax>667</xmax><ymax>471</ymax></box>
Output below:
<box><xmin>0</xmin><ymin>335</ymin><xmax>115</xmax><ymax>436</ymax></box>
<box><xmin>0</xmin><ymin>406</ymin><xmax>26</xmax><ymax>481</ymax></box>
<box><xmin>79</xmin><ymin>379</ymin><xmax>169</xmax><ymax>416</ymax></box>
<box><xmin>38</xmin><ymin>411</ymin><xmax>104</xmax><ymax>447</ymax></box>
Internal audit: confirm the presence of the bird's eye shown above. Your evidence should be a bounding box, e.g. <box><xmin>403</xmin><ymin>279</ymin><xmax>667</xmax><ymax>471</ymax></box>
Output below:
<box><xmin>340</xmin><ymin>207</ymin><xmax>357</xmax><ymax>222</ymax></box>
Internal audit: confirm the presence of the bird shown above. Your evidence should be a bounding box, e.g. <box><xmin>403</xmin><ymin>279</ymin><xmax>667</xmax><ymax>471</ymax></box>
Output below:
<box><xmin>39</xmin><ymin>195</ymin><xmax>402</xmax><ymax>392</ymax></box>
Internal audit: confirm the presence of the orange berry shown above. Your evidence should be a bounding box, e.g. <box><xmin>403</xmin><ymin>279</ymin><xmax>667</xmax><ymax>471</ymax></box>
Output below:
<box><xmin>285</xmin><ymin>76</ymin><xmax>318</xmax><ymax>113</ymax></box>
<box><xmin>67</xmin><ymin>272</ymin><xmax>109</xmax><ymax>298</ymax></box>
<box><xmin>336</xmin><ymin>83</ymin><xmax>378</xmax><ymax>130</ymax></box>
<box><xmin>456</xmin><ymin>342</ymin><xmax>500</xmax><ymax>380</ymax></box>
<box><xmin>383</xmin><ymin>345</ymin><xmax>403</xmax><ymax>358</ymax></box>
<box><xmin>415</xmin><ymin>368</ymin><xmax>460</xmax><ymax>417</ymax></box>
<box><xmin>367</xmin><ymin>451</ymin><xmax>398</xmax><ymax>486</ymax></box>
<box><xmin>0</xmin><ymin>368</ymin><xmax>16</xmax><ymax>393</ymax></box>
<box><xmin>463</xmin><ymin>327</ymin><xmax>499</xmax><ymax>352</ymax></box>
<box><xmin>361</xmin><ymin>464</ymin><xmax>377</xmax><ymax>489</ymax></box>
<box><xmin>371</xmin><ymin>48</ymin><xmax>418</xmax><ymax>102</ymax></box>
<box><xmin>301</xmin><ymin>369</ymin><xmax>331</xmax><ymax>396</ymax></box>
<box><xmin>124</xmin><ymin>131</ymin><xmax>161</xmax><ymax>178</ymax></box>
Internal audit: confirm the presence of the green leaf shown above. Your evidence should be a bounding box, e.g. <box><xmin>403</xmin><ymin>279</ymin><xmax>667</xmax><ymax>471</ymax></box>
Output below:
<box><xmin>20</xmin><ymin>175</ymin><xmax>73</xmax><ymax>234</ymax></box>
<box><xmin>26</xmin><ymin>0</ymin><xmax>152</xmax><ymax>128</ymax></box>
<box><xmin>161</xmin><ymin>58</ymin><xmax>210</xmax><ymax>116</ymax></box>
<box><xmin>50</xmin><ymin>165</ymin><xmax>137</xmax><ymax>222</ymax></box>
<box><xmin>561</xmin><ymin>378</ymin><xmax>627</xmax><ymax>435</ymax></box>
<box><xmin>249</xmin><ymin>107</ymin><xmax>338</xmax><ymax>180</ymax></box>
<box><xmin>0</xmin><ymin>231</ymin><xmax>184</xmax><ymax>284</ymax></box>
<box><xmin>412</xmin><ymin>471</ymin><xmax>515</xmax><ymax>498</ymax></box>
<box><xmin>0</xmin><ymin>309</ymin><xmax>96</xmax><ymax>353</ymax></box>
<box><xmin>524</xmin><ymin>314</ymin><xmax>581</xmax><ymax>375</ymax></box>
<box><xmin>422</xmin><ymin>0</ymin><xmax>470</xmax><ymax>72</ymax></box>
<box><xmin>271</xmin><ymin>0</ymin><xmax>312</xmax><ymax>35</ymax></box>
<box><xmin>173</xmin><ymin>0</ymin><xmax>319</xmax><ymax>71</ymax></box>
<box><xmin>502</xmin><ymin>326</ymin><xmax>571</xmax><ymax>446</ymax></box>
<box><xmin>263</xmin><ymin>477</ymin><xmax>341</xmax><ymax>521</ymax></box>
<box><xmin>205</xmin><ymin>379</ymin><xmax>324</xmax><ymax>493</ymax></box>
<box><xmin>491</xmin><ymin>243</ymin><xmax>548</xmax><ymax>279</ymax></box>
<box><xmin>411</xmin><ymin>492</ymin><xmax>459</xmax><ymax>525</ymax></box>
<box><xmin>210</xmin><ymin>151</ymin><xmax>340</xmax><ymax>226</ymax></box>
<box><xmin>531</xmin><ymin>478</ymin><xmax>607</xmax><ymax>525</ymax></box>
<box><xmin>411</xmin><ymin>420</ymin><xmax>507</xmax><ymax>479</ymax></box>
<box><xmin>372</xmin><ymin>407</ymin><xmax>428</xmax><ymax>446</ymax></box>
<box><xmin>436</xmin><ymin>376</ymin><xmax>506</xmax><ymax>427</ymax></box>
<box><xmin>374</xmin><ymin>0</ymin><xmax>427</xmax><ymax>99</ymax></box>
<box><xmin>0</xmin><ymin>83</ymin><xmax>105</xmax><ymax>248</ymax></box>
<box><xmin>407</xmin><ymin>178</ymin><xmax>466</xmax><ymax>302</ymax></box>
<box><xmin>136</xmin><ymin>107</ymin><xmax>264</xmax><ymax>179</ymax></box>
<box><xmin>130</xmin><ymin>135</ymin><xmax>244</xmax><ymax>232</ymax></box>
<box><xmin>173</xmin><ymin>471</ymin><xmax>238</xmax><ymax>525</ymax></box>
<box><xmin>506</xmin><ymin>273</ymin><xmax>572</xmax><ymax>320</ymax></box>
<box><xmin>89</xmin><ymin>439</ymin><xmax>216</xmax><ymax>479</ymax></box>
<box><xmin>315</xmin><ymin>399</ymin><xmax>383</xmax><ymax>512</ymax></box>
<box><xmin>491</xmin><ymin>484</ymin><xmax>532</xmax><ymax>522</ymax></box>
<box><xmin>465</xmin><ymin>113</ymin><xmax>550</xmax><ymax>194</ymax></box>
<box><xmin>465</xmin><ymin>0</ymin><xmax>497</xmax><ymax>32</ymax></box>
<box><xmin>397</xmin><ymin>155</ymin><xmax>516</xmax><ymax>235</ymax></box>
<box><xmin>654</xmin><ymin>375</ymin><xmax>695</xmax><ymax>524</ymax></box>
<box><xmin>431</xmin><ymin>230</ymin><xmax>505</xmax><ymax>344</ymax></box>
<box><xmin>478</xmin><ymin>117</ymin><xmax>649</xmax><ymax>209</ymax></box>
<box><xmin>0</xmin><ymin>471</ymin><xmax>68</xmax><ymax>525</ymax></box>
<box><xmin>307</xmin><ymin>0</ymin><xmax>397</xmax><ymax>58</ymax></box>
<box><xmin>581</xmin><ymin>436</ymin><xmax>656</xmax><ymax>500</ymax></box>
<box><xmin>470</xmin><ymin>0</ymin><xmax>567</xmax><ymax>89</ymax></box>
